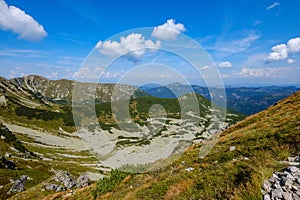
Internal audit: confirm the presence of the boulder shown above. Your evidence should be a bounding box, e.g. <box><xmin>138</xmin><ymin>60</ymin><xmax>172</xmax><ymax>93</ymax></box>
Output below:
<box><xmin>45</xmin><ymin>171</ymin><xmax>90</xmax><ymax>191</ymax></box>
<box><xmin>76</xmin><ymin>174</ymin><xmax>89</xmax><ymax>188</ymax></box>
<box><xmin>54</xmin><ymin>171</ymin><xmax>77</xmax><ymax>189</ymax></box>
<box><xmin>7</xmin><ymin>175</ymin><xmax>28</xmax><ymax>194</ymax></box>
<box><xmin>45</xmin><ymin>183</ymin><xmax>65</xmax><ymax>192</ymax></box>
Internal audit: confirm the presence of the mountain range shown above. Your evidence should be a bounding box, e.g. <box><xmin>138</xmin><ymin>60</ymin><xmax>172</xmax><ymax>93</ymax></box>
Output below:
<box><xmin>140</xmin><ymin>83</ymin><xmax>299</xmax><ymax>115</ymax></box>
<box><xmin>0</xmin><ymin>75</ymin><xmax>299</xmax><ymax>199</ymax></box>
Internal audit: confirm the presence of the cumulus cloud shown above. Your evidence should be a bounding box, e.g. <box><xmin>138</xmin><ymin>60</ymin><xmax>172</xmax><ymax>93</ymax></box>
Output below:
<box><xmin>152</xmin><ymin>19</ymin><xmax>186</xmax><ymax>40</ymax></box>
<box><xmin>267</xmin><ymin>2</ymin><xmax>280</xmax><ymax>10</ymax></box>
<box><xmin>218</xmin><ymin>61</ymin><xmax>232</xmax><ymax>68</ymax></box>
<box><xmin>287</xmin><ymin>37</ymin><xmax>300</xmax><ymax>53</ymax></box>
<box><xmin>287</xmin><ymin>59</ymin><xmax>295</xmax><ymax>64</ymax></box>
<box><xmin>0</xmin><ymin>0</ymin><xmax>47</xmax><ymax>41</ymax></box>
<box><xmin>266</xmin><ymin>37</ymin><xmax>300</xmax><ymax>63</ymax></box>
<box><xmin>95</xmin><ymin>33</ymin><xmax>161</xmax><ymax>62</ymax></box>
<box><xmin>266</xmin><ymin>44</ymin><xmax>288</xmax><ymax>62</ymax></box>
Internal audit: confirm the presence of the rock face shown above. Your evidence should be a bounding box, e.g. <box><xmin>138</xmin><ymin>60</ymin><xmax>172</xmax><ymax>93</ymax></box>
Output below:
<box><xmin>45</xmin><ymin>171</ymin><xmax>89</xmax><ymax>192</ymax></box>
<box><xmin>262</xmin><ymin>164</ymin><xmax>300</xmax><ymax>200</ymax></box>
<box><xmin>7</xmin><ymin>175</ymin><xmax>28</xmax><ymax>194</ymax></box>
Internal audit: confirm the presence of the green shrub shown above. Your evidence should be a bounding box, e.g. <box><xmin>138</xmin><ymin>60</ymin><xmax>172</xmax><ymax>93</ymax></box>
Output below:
<box><xmin>91</xmin><ymin>169</ymin><xmax>128</xmax><ymax>198</ymax></box>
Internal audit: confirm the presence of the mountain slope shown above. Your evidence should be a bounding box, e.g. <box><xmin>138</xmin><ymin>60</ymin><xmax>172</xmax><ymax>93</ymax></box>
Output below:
<box><xmin>71</xmin><ymin>90</ymin><xmax>300</xmax><ymax>200</ymax></box>
<box><xmin>0</xmin><ymin>75</ymin><xmax>246</xmax><ymax>199</ymax></box>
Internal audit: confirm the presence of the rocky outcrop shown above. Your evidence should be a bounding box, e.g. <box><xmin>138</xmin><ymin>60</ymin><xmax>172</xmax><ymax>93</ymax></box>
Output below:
<box><xmin>53</xmin><ymin>171</ymin><xmax>77</xmax><ymax>189</ymax></box>
<box><xmin>44</xmin><ymin>171</ymin><xmax>89</xmax><ymax>192</ymax></box>
<box><xmin>7</xmin><ymin>175</ymin><xmax>28</xmax><ymax>194</ymax></box>
<box><xmin>262</xmin><ymin>163</ymin><xmax>300</xmax><ymax>200</ymax></box>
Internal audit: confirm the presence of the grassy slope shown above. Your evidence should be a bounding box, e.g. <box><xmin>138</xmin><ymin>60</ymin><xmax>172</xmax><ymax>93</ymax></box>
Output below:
<box><xmin>63</xmin><ymin>91</ymin><xmax>299</xmax><ymax>200</ymax></box>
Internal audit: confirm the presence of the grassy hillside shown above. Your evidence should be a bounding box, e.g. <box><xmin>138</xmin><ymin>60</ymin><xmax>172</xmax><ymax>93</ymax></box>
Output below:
<box><xmin>61</xmin><ymin>91</ymin><xmax>300</xmax><ymax>200</ymax></box>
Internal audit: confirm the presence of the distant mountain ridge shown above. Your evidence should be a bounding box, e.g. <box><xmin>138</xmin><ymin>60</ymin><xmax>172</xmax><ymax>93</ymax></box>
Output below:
<box><xmin>140</xmin><ymin>83</ymin><xmax>299</xmax><ymax>115</ymax></box>
<box><xmin>0</xmin><ymin>75</ymin><xmax>147</xmax><ymax>107</ymax></box>
<box><xmin>1</xmin><ymin>75</ymin><xmax>298</xmax><ymax>116</ymax></box>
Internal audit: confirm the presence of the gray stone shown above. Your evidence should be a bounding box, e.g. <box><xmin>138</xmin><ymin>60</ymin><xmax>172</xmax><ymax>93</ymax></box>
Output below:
<box><xmin>287</xmin><ymin>166</ymin><xmax>299</xmax><ymax>174</ymax></box>
<box><xmin>263</xmin><ymin>194</ymin><xmax>271</xmax><ymax>200</ymax></box>
<box><xmin>274</xmin><ymin>180</ymin><xmax>282</xmax><ymax>189</ymax></box>
<box><xmin>45</xmin><ymin>183</ymin><xmax>66</xmax><ymax>192</ymax></box>
<box><xmin>261</xmin><ymin>189</ymin><xmax>268</xmax><ymax>196</ymax></box>
<box><xmin>282</xmin><ymin>192</ymin><xmax>293</xmax><ymax>200</ymax></box>
<box><xmin>76</xmin><ymin>174</ymin><xmax>89</xmax><ymax>188</ymax></box>
<box><xmin>282</xmin><ymin>177</ymin><xmax>294</xmax><ymax>187</ymax></box>
<box><xmin>292</xmin><ymin>193</ymin><xmax>300</xmax><ymax>200</ymax></box>
<box><xmin>271</xmin><ymin>188</ymin><xmax>283</xmax><ymax>199</ymax></box>
<box><xmin>269</xmin><ymin>173</ymin><xmax>279</xmax><ymax>183</ymax></box>
<box><xmin>282</xmin><ymin>185</ymin><xmax>288</xmax><ymax>192</ymax></box>
<box><xmin>46</xmin><ymin>184</ymin><xmax>57</xmax><ymax>191</ymax></box>
<box><xmin>285</xmin><ymin>173</ymin><xmax>295</xmax><ymax>181</ymax></box>
<box><xmin>262</xmin><ymin>165</ymin><xmax>300</xmax><ymax>200</ymax></box>
<box><xmin>56</xmin><ymin>185</ymin><xmax>64</xmax><ymax>192</ymax></box>
<box><xmin>7</xmin><ymin>175</ymin><xmax>28</xmax><ymax>194</ymax></box>
<box><xmin>53</xmin><ymin>171</ymin><xmax>77</xmax><ymax>189</ymax></box>
<box><xmin>63</xmin><ymin>177</ymin><xmax>76</xmax><ymax>189</ymax></box>
<box><xmin>263</xmin><ymin>180</ymin><xmax>272</xmax><ymax>193</ymax></box>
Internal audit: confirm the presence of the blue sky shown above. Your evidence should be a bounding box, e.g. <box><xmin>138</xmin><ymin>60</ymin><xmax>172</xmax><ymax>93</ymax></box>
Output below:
<box><xmin>0</xmin><ymin>0</ymin><xmax>299</xmax><ymax>86</ymax></box>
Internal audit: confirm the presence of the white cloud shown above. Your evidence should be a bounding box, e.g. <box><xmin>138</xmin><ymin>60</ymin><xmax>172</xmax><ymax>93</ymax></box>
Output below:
<box><xmin>152</xmin><ymin>19</ymin><xmax>186</xmax><ymax>40</ymax></box>
<box><xmin>266</xmin><ymin>44</ymin><xmax>288</xmax><ymax>62</ymax></box>
<box><xmin>236</xmin><ymin>67</ymin><xmax>279</xmax><ymax>78</ymax></box>
<box><xmin>95</xmin><ymin>33</ymin><xmax>161</xmax><ymax>62</ymax></box>
<box><xmin>287</xmin><ymin>37</ymin><xmax>300</xmax><ymax>53</ymax></box>
<box><xmin>0</xmin><ymin>0</ymin><xmax>47</xmax><ymax>41</ymax></box>
<box><xmin>218</xmin><ymin>61</ymin><xmax>232</xmax><ymax>68</ymax></box>
<box><xmin>266</xmin><ymin>37</ymin><xmax>300</xmax><ymax>63</ymax></box>
<box><xmin>287</xmin><ymin>59</ymin><xmax>295</xmax><ymax>64</ymax></box>
<box><xmin>267</xmin><ymin>2</ymin><xmax>280</xmax><ymax>10</ymax></box>
<box><xmin>0</xmin><ymin>49</ymin><xmax>45</xmax><ymax>57</ymax></box>
<box><xmin>235</xmin><ymin>66</ymin><xmax>300</xmax><ymax>80</ymax></box>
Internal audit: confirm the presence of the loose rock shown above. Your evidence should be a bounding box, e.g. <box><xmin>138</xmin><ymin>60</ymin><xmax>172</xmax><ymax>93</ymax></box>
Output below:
<box><xmin>261</xmin><ymin>165</ymin><xmax>300</xmax><ymax>200</ymax></box>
